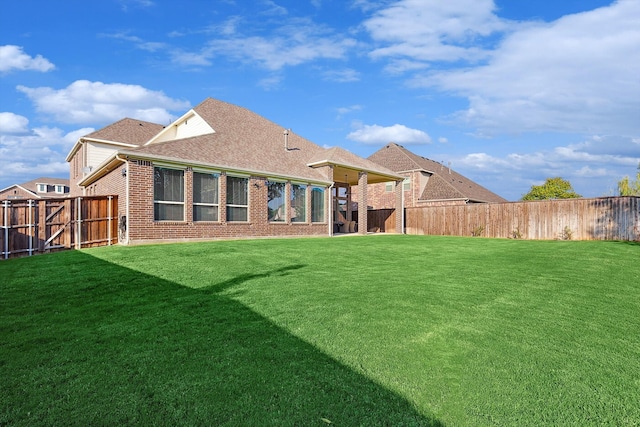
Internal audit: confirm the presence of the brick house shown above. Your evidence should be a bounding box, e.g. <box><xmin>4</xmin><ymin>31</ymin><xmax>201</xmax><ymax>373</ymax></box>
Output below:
<box><xmin>0</xmin><ymin>177</ymin><xmax>70</xmax><ymax>201</ymax></box>
<box><xmin>360</xmin><ymin>143</ymin><xmax>507</xmax><ymax>208</ymax></box>
<box><xmin>66</xmin><ymin>98</ymin><xmax>404</xmax><ymax>244</ymax></box>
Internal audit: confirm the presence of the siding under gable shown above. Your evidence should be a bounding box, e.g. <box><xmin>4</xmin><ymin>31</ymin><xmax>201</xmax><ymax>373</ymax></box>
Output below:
<box><xmin>151</xmin><ymin>112</ymin><xmax>214</xmax><ymax>144</ymax></box>
<box><xmin>87</xmin><ymin>142</ymin><xmax>118</xmax><ymax>169</ymax></box>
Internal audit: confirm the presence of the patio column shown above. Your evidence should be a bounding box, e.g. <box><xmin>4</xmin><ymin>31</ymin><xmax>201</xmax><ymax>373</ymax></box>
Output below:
<box><xmin>358</xmin><ymin>171</ymin><xmax>368</xmax><ymax>234</ymax></box>
<box><xmin>395</xmin><ymin>180</ymin><xmax>404</xmax><ymax>234</ymax></box>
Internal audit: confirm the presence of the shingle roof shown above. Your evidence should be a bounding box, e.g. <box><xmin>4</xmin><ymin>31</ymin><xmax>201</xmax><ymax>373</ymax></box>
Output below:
<box><xmin>124</xmin><ymin>98</ymin><xmax>399</xmax><ymax>184</ymax></box>
<box><xmin>0</xmin><ymin>177</ymin><xmax>70</xmax><ymax>198</ymax></box>
<box><xmin>368</xmin><ymin>143</ymin><xmax>507</xmax><ymax>203</ymax></box>
<box><xmin>84</xmin><ymin>118</ymin><xmax>165</xmax><ymax>146</ymax></box>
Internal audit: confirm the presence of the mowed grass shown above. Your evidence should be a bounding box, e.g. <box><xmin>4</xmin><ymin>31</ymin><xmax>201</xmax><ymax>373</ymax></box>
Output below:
<box><xmin>1</xmin><ymin>235</ymin><xmax>639</xmax><ymax>426</ymax></box>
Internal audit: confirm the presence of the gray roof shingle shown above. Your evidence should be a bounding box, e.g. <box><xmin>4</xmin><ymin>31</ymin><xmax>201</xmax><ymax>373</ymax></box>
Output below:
<box><xmin>85</xmin><ymin>118</ymin><xmax>165</xmax><ymax>146</ymax></box>
<box><xmin>368</xmin><ymin>143</ymin><xmax>507</xmax><ymax>203</ymax></box>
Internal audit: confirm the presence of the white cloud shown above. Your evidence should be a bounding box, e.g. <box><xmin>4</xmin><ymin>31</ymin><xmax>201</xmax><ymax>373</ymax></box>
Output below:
<box><xmin>451</xmin><ymin>135</ymin><xmax>640</xmax><ymax>199</ymax></box>
<box><xmin>17</xmin><ymin>80</ymin><xmax>190</xmax><ymax>125</ymax></box>
<box><xmin>0</xmin><ymin>113</ymin><xmax>30</xmax><ymax>134</ymax></box>
<box><xmin>336</xmin><ymin>105</ymin><xmax>362</xmax><ymax>116</ymax></box>
<box><xmin>103</xmin><ymin>32</ymin><xmax>167</xmax><ymax>52</ymax></box>
<box><xmin>0</xmin><ymin>126</ymin><xmax>91</xmax><ymax>185</ymax></box>
<box><xmin>323</xmin><ymin>68</ymin><xmax>360</xmax><ymax>82</ymax></box>
<box><xmin>438</xmin><ymin>137</ymin><xmax>448</xmax><ymax>144</ymax></box>
<box><xmin>0</xmin><ymin>45</ymin><xmax>55</xmax><ymax>73</ymax></box>
<box><xmin>413</xmin><ymin>1</ymin><xmax>640</xmax><ymax>136</ymax></box>
<box><xmin>205</xmin><ymin>18</ymin><xmax>357</xmax><ymax>70</ymax></box>
<box><xmin>347</xmin><ymin>123</ymin><xmax>431</xmax><ymax>145</ymax></box>
<box><xmin>364</xmin><ymin>0</ymin><xmax>511</xmax><ymax>63</ymax></box>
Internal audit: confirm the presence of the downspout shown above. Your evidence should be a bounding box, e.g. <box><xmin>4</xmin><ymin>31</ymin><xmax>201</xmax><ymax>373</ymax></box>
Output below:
<box><xmin>328</xmin><ymin>182</ymin><xmax>335</xmax><ymax>236</ymax></box>
<box><xmin>115</xmin><ymin>154</ymin><xmax>129</xmax><ymax>244</ymax></box>
<box><xmin>402</xmin><ymin>184</ymin><xmax>405</xmax><ymax>234</ymax></box>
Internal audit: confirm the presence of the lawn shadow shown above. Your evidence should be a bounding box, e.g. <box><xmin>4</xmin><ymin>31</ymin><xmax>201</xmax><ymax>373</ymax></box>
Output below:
<box><xmin>1</xmin><ymin>251</ymin><xmax>441</xmax><ymax>426</ymax></box>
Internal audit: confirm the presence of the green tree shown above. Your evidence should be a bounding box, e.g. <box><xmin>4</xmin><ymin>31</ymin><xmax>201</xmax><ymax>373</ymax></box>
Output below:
<box><xmin>617</xmin><ymin>163</ymin><xmax>640</xmax><ymax>196</ymax></box>
<box><xmin>521</xmin><ymin>177</ymin><xmax>582</xmax><ymax>200</ymax></box>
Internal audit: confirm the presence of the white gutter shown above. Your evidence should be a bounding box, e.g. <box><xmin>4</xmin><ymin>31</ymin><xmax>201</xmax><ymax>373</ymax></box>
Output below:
<box><xmin>117</xmin><ymin>150</ymin><xmax>333</xmax><ymax>186</ymax></box>
<box><xmin>402</xmin><ymin>184</ymin><xmax>405</xmax><ymax>234</ymax></box>
<box><xmin>327</xmin><ymin>182</ymin><xmax>335</xmax><ymax>236</ymax></box>
<box><xmin>115</xmin><ymin>154</ymin><xmax>129</xmax><ymax>244</ymax></box>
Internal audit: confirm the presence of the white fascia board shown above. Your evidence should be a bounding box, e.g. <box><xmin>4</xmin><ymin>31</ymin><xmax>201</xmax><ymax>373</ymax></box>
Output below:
<box><xmin>77</xmin><ymin>154</ymin><xmax>123</xmax><ymax>187</ymax></box>
<box><xmin>65</xmin><ymin>137</ymin><xmax>138</xmax><ymax>162</ymax></box>
<box><xmin>307</xmin><ymin>159</ymin><xmax>404</xmax><ymax>181</ymax></box>
<box><xmin>144</xmin><ymin>109</ymin><xmax>195</xmax><ymax>145</ymax></box>
<box><xmin>119</xmin><ymin>150</ymin><xmax>332</xmax><ymax>187</ymax></box>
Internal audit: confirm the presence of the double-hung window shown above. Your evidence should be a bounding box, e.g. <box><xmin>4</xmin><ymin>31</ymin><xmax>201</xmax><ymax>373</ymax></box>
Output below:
<box><xmin>267</xmin><ymin>181</ymin><xmax>286</xmax><ymax>222</ymax></box>
<box><xmin>311</xmin><ymin>186</ymin><xmax>325</xmax><ymax>223</ymax></box>
<box><xmin>226</xmin><ymin>176</ymin><xmax>248</xmax><ymax>222</ymax></box>
<box><xmin>403</xmin><ymin>177</ymin><xmax>411</xmax><ymax>191</ymax></box>
<box><xmin>193</xmin><ymin>172</ymin><xmax>219</xmax><ymax>221</ymax></box>
<box><xmin>154</xmin><ymin>167</ymin><xmax>184</xmax><ymax>221</ymax></box>
<box><xmin>291</xmin><ymin>184</ymin><xmax>306</xmax><ymax>223</ymax></box>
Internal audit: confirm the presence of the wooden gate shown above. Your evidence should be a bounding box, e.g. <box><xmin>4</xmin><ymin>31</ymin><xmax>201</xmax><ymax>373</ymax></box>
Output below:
<box><xmin>1</xmin><ymin>196</ymin><xmax>118</xmax><ymax>259</ymax></box>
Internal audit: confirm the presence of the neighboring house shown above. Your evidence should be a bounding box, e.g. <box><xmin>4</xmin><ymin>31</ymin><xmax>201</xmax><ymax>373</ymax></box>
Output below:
<box><xmin>66</xmin><ymin>98</ymin><xmax>404</xmax><ymax>244</ymax></box>
<box><xmin>362</xmin><ymin>143</ymin><xmax>507</xmax><ymax>208</ymax></box>
<box><xmin>0</xmin><ymin>177</ymin><xmax>70</xmax><ymax>201</ymax></box>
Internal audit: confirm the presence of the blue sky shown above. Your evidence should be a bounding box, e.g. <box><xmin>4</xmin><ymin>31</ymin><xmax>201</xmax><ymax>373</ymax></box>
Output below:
<box><xmin>1</xmin><ymin>0</ymin><xmax>639</xmax><ymax>200</ymax></box>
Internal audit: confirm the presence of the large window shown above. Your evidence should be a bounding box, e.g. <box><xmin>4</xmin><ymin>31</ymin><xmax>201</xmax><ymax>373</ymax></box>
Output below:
<box><xmin>267</xmin><ymin>181</ymin><xmax>286</xmax><ymax>222</ymax></box>
<box><xmin>193</xmin><ymin>172</ymin><xmax>219</xmax><ymax>221</ymax></box>
<box><xmin>291</xmin><ymin>184</ymin><xmax>306</xmax><ymax>223</ymax></box>
<box><xmin>154</xmin><ymin>167</ymin><xmax>184</xmax><ymax>221</ymax></box>
<box><xmin>226</xmin><ymin>176</ymin><xmax>248</xmax><ymax>221</ymax></box>
<box><xmin>311</xmin><ymin>186</ymin><xmax>325</xmax><ymax>223</ymax></box>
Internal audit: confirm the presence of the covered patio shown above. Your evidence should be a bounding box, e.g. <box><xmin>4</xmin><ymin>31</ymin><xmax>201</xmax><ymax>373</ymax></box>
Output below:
<box><xmin>307</xmin><ymin>147</ymin><xmax>405</xmax><ymax>235</ymax></box>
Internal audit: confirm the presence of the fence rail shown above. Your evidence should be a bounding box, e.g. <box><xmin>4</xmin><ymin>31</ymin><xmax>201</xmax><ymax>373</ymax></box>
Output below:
<box><xmin>404</xmin><ymin>196</ymin><xmax>640</xmax><ymax>241</ymax></box>
<box><xmin>1</xmin><ymin>196</ymin><xmax>118</xmax><ymax>260</ymax></box>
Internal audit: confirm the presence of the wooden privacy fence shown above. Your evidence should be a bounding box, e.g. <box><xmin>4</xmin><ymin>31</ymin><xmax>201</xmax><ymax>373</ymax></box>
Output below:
<box><xmin>404</xmin><ymin>196</ymin><xmax>640</xmax><ymax>241</ymax></box>
<box><xmin>352</xmin><ymin>209</ymin><xmax>398</xmax><ymax>233</ymax></box>
<box><xmin>1</xmin><ymin>196</ymin><xmax>118</xmax><ymax>259</ymax></box>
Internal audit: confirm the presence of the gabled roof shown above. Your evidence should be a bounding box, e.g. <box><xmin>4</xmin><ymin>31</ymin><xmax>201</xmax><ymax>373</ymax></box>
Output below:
<box><xmin>84</xmin><ymin>118</ymin><xmax>165</xmax><ymax>145</ymax></box>
<box><xmin>368</xmin><ymin>143</ymin><xmax>507</xmax><ymax>203</ymax></box>
<box><xmin>66</xmin><ymin>118</ymin><xmax>165</xmax><ymax>161</ymax></box>
<box><xmin>307</xmin><ymin>146</ymin><xmax>403</xmax><ymax>184</ymax></box>
<box><xmin>108</xmin><ymin>98</ymin><xmax>400</xmax><ymax>185</ymax></box>
<box><xmin>0</xmin><ymin>177</ymin><xmax>70</xmax><ymax>198</ymax></box>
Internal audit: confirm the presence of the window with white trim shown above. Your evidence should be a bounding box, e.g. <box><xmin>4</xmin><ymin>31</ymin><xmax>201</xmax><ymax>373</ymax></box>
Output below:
<box><xmin>385</xmin><ymin>182</ymin><xmax>393</xmax><ymax>192</ymax></box>
<box><xmin>36</xmin><ymin>183</ymin><xmax>47</xmax><ymax>193</ymax></box>
<box><xmin>291</xmin><ymin>184</ymin><xmax>306</xmax><ymax>223</ymax></box>
<box><xmin>403</xmin><ymin>177</ymin><xmax>411</xmax><ymax>191</ymax></box>
<box><xmin>311</xmin><ymin>186</ymin><xmax>325</xmax><ymax>223</ymax></box>
<box><xmin>267</xmin><ymin>181</ymin><xmax>286</xmax><ymax>222</ymax></box>
<box><xmin>193</xmin><ymin>172</ymin><xmax>219</xmax><ymax>221</ymax></box>
<box><xmin>226</xmin><ymin>176</ymin><xmax>248</xmax><ymax>222</ymax></box>
<box><xmin>55</xmin><ymin>185</ymin><xmax>65</xmax><ymax>194</ymax></box>
<box><xmin>154</xmin><ymin>167</ymin><xmax>184</xmax><ymax>221</ymax></box>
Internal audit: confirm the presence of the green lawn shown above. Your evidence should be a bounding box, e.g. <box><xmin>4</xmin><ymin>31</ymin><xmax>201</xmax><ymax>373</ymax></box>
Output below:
<box><xmin>1</xmin><ymin>235</ymin><xmax>639</xmax><ymax>426</ymax></box>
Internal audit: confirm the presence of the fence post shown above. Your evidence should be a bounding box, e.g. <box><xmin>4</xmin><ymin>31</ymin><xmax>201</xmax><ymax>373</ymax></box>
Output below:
<box><xmin>2</xmin><ymin>200</ymin><xmax>8</xmax><ymax>260</ymax></box>
<box><xmin>75</xmin><ymin>197</ymin><xmax>82</xmax><ymax>250</ymax></box>
<box><xmin>108</xmin><ymin>196</ymin><xmax>112</xmax><ymax>245</ymax></box>
<box><xmin>28</xmin><ymin>199</ymin><xmax>34</xmax><ymax>256</ymax></box>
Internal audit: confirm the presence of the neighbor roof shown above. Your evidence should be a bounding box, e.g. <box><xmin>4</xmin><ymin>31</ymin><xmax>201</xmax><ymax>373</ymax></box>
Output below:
<box><xmin>368</xmin><ymin>143</ymin><xmax>507</xmax><ymax>203</ymax></box>
<box><xmin>0</xmin><ymin>177</ymin><xmax>70</xmax><ymax>198</ymax></box>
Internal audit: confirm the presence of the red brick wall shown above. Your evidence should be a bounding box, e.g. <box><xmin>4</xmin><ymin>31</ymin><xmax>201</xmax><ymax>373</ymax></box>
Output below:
<box><xmin>68</xmin><ymin>146</ymin><xmax>84</xmax><ymax>197</ymax></box>
<box><xmin>0</xmin><ymin>187</ymin><xmax>35</xmax><ymax>201</ymax></box>
<box><xmin>125</xmin><ymin>162</ymin><xmax>328</xmax><ymax>244</ymax></box>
